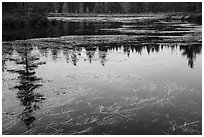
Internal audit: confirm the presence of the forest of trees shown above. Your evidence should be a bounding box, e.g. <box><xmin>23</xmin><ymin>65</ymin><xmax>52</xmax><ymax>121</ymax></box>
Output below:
<box><xmin>2</xmin><ymin>2</ymin><xmax>202</xmax><ymax>28</ymax></box>
<box><xmin>59</xmin><ymin>2</ymin><xmax>202</xmax><ymax>13</ymax></box>
<box><xmin>3</xmin><ymin>2</ymin><xmax>201</xmax><ymax>14</ymax></box>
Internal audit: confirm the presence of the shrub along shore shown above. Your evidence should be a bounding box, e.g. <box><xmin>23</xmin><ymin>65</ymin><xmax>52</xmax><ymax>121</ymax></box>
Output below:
<box><xmin>2</xmin><ymin>13</ymin><xmax>48</xmax><ymax>28</ymax></box>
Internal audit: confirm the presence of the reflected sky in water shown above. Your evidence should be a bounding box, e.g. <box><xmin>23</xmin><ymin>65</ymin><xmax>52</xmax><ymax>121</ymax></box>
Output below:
<box><xmin>2</xmin><ymin>18</ymin><xmax>202</xmax><ymax>135</ymax></box>
<box><xmin>36</xmin><ymin>42</ymin><xmax>201</xmax><ymax>90</ymax></box>
<box><xmin>2</xmin><ymin>42</ymin><xmax>202</xmax><ymax>134</ymax></box>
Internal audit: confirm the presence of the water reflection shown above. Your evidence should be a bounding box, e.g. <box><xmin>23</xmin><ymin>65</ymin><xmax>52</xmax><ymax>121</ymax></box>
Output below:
<box><xmin>2</xmin><ymin>14</ymin><xmax>202</xmax><ymax>134</ymax></box>
<box><xmin>2</xmin><ymin>39</ymin><xmax>202</xmax><ymax>135</ymax></box>
<box><xmin>62</xmin><ymin>49</ymin><xmax>71</xmax><ymax>63</ymax></box>
<box><xmin>3</xmin><ymin>41</ymin><xmax>202</xmax><ymax>69</ymax></box>
<box><xmin>98</xmin><ymin>46</ymin><xmax>108</xmax><ymax>66</ymax></box>
<box><xmin>85</xmin><ymin>47</ymin><xmax>97</xmax><ymax>64</ymax></box>
<box><xmin>35</xmin><ymin>42</ymin><xmax>202</xmax><ymax>68</ymax></box>
<box><xmin>3</xmin><ymin>21</ymin><xmax>120</xmax><ymax>41</ymax></box>
<box><xmin>2</xmin><ymin>43</ymin><xmax>14</xmax><ymax>72</ymax></box>
<box><xmin>180</xmin><ymin>44</ymin><xmax>202</xmax><ymax>68</ymax></box>
<box><xmin>51</xmin><ymin>48</ymin><xmax>60</xmax><ymax>61</ymax></box>
<box><xmin>7</xmin><ymin>43</ymin><xmax>45</xmax><ymax>129</ymax></box>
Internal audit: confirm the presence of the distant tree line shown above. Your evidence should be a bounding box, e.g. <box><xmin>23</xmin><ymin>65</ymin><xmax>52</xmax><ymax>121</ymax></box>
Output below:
<box><xmin>52</xmin><ymin>2</ymin><xmax>202</xmax><ymax>13</ymax></box>
<box><xmin>2</xmin><ymin>2</ymin><xmax>202</xmax><ymax>28</ymax></box>
<box><xmin>58</xmin><ymin>2</ymin><xmax>202</xmax><ymax>13</ymax></box>
<box><xmin>3</xmin><ymin>2</ymin><xmax>202</xmax><ymax>15</ymax></box>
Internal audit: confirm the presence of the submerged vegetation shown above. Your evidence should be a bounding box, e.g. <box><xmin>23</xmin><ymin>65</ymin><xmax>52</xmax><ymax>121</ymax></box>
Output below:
<box><xmin>2</xmin><ymin>2</ymin><xmax>202</xmax><ymax>135</ymax></box>
<box><xmin>2</xmin><ymin>75</ymin><xmax>202</xmax><ymax>134</ymax></box>
<box><xmin>2</xmin><ymin>16</ymin><xmax>202</xmax><ymax>134</ymax></box>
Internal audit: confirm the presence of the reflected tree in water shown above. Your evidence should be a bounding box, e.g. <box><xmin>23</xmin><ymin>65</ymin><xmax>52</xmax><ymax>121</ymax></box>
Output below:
<box><xmin>123</xmin><ymin>45</ymin><xmax>131</xmax><ymax>57</ymax></box>
<box><xmin>132</xmin><ymin>44</ymin><xmax>143</xmax><ymax>55</ymax></box>
<box><xmin>180</xmin><ymin>44</ymin><xmax>202</xmax><ymax>68</ymax></box>
<box><xmin>38</xmin><ymin>47</ymin><xmax>49</xmax><ymax>58</ymax></box>
<box><xmin>85</xmin><ymin>47</ymin><xmax>97</xmax><ymax>64</ymax></box>
<box><xmin>71</xmin><ymin>52</ymin><xmax>77</xmax><ymax>66</ymax></box>
<box><xmin>62</xmin><ymin>47</ymin><xmax>82</xmax><ymax>65</ymax></box>
<box><xmin>2</xmin><ymin>43</ymin><xmax>14</xmax><ymax>72</ymax></box>
<box><xmin>51</xmin><ymin>47</ymin><xmax>61</xmax><ymax>61</ymax></box>
<box><xmin>146</xmin><ymin>45</ymin><xmax>152</xmax><ymax>54</ymax></box>
<box><xmin>7</xmin><ymin>43</ymin><xmax>45</xmax><ymax>129</ymax></box>
<box><xmin>152</xmin><ymin>44</ymin><xmax>160</xmax><ymax>53</ymax></box>
<box><xmin>63</xmin><ymin>49</ymin><xmax>71</xmax><ymax>63</ymax></box>
<box><xmin>37</xmin><ymin>40</ymin><xmax>202</xmax><ymax>69</ymax></box>
<box><xmin>98</xmin><ymin>46</ymin><xmax>108</xmax><ymax>66</ymax></box>
<box><xmin>71</xmin><ymin>47</ymin><xmax>82</xmax><ymax>66</ymax></box>
<box><xmin>104</xmin><ymin>42</ymin><xmax>201</xmax><ymax>69</ymax></box>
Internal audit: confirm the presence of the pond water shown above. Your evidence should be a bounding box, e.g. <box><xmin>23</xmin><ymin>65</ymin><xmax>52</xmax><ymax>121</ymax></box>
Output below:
<box><xmin>3</xmin><ymin>21</ymin><xmax>122</xmax><ymax>41</ymax></box>
<box><xmin>2</xmin><ymin>16</ymin><xmax>202</xmax><ymax>135</ymax></box>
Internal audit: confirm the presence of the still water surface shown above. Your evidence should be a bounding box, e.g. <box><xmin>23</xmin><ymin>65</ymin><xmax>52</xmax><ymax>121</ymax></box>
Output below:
<box><xmin>2</xmin><ymin>17</ymin><xmax>202</xmax><ymax>135</ymax></box>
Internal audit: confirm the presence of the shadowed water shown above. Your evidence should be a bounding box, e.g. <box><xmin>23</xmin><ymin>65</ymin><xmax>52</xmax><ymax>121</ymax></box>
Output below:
<box><xmin>2</xmin><ymin>17</ymin><xmax>202</xmax><ymax>135</ymax></box>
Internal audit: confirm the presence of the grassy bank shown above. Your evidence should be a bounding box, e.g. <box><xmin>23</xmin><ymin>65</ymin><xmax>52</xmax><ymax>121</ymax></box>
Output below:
<box><xmin>48</xmin><ymin>12</ymin><xmax>202</xmax><ymax>25</ymax></box>
<box><xmin>48</xmin><ymin>13</ymin><xmax>169</xmax><ymax>17</ymax></box>
<box><xmin>3</xmin><ymin>12</ymin><xmax>201</xmax><ymax>29</ymax></box>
